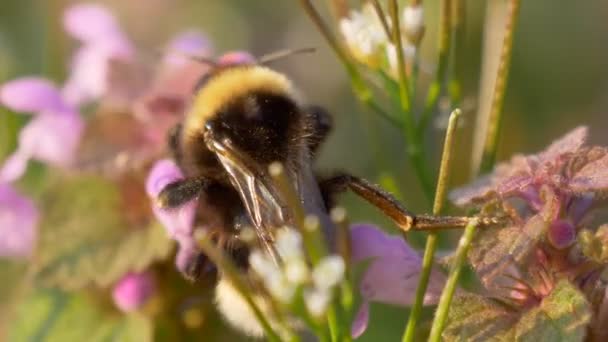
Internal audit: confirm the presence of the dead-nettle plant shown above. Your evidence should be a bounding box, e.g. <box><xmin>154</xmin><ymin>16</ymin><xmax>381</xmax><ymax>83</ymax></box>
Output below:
<box><xmin>3</xmin><ymin>0</ymin><xmax>608</xmax><ymax>341</ymax></box>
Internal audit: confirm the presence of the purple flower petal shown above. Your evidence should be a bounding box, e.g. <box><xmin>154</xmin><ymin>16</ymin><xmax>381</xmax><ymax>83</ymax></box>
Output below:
<box><xmin>112</xmin><ymin>271</ymin><xmax>155</xmax><ymax>312</ymax></box>
<box><xmin>351</xmin><ymin>301</ymin><xmax>370</xmax><ymax>338</ymax></box>
<box><xmin>0</xmin><ymin>152</ymin><xmax>29</xmax><ymax>183</ymax></box>
<box><xmin>63</xmin><ymin>42</ymin><xmax>132</xmax><ymax>106</ymax></box>
<box><xmin>18</xmin><ymin>111</ymin><xmax>84</xmax><ymax>167</ymax></box>
<box><xmin>63</xmin><ymin>3</ymin><xmax>124</xmax><ymax>44</ymax></box>
<box><xmin>146</xmin><ymin>159</ymin><xmax>197</xmax><ymax>238</ymax></box>
<box><xmin>350</xmin><ymin>223</ymin><xmax>445</xmax><ymax>305</ymax></box>
<box><xmin>62</xmin><ymin>4</ymin><xmax>133</xmax><ymax>106</ymax></box>
<box><xmin>163</xmin><ymin>31</ymin><xmax>213</xmax><ymax>67</ymax></box>
<box><xmin>0</xmin><ymin>184</ymin><xmax>38</xmax><ymax>258</ymax></box>
<box><xmin>175</xmin><ymin>242</ymin><xmax>197</xmax><ymax>274</ymax></box>
<box><xmin>217</xmin><ymin>51</ymin><xmax>256</xmax><ymax>66</ymax></box>
<box><xmin>0</xmin><ymin>78</ymin><xmax>69</xmax><ymax>113</ymax></box>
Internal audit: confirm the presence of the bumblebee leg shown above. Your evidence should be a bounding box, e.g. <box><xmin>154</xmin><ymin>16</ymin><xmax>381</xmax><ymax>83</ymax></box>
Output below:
<box><xmin>157</xmin><ymin>177</ymin><xmax>211</xmax><ymax>209</ymax></box>
<box><xmin>319</xmin><ymin>173</ymin><xmax>496</xmax><ymax>231</ymax></box>
<box><xmin>167</xmin><ymin>123</ymin><xmax>183</xmax><ymax>167</ymax></box>
<box><xmin>305</xmin><ymin>105</ymin><xmax>333</xmax><ymax>155</ymax></box>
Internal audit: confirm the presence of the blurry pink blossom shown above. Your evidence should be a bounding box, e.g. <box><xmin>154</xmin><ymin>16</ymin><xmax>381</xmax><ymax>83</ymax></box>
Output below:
<box><xmin>145</xmin><ymin>159</ymin><xmax>197</xmax><ymax>240</ymax></box>
<box><xmin>0</xmin><ymin>78</ymin><xmax>84</xmax><ymax>182</ymax></box>
<box><xmin>62</xmin><ymin>3</ymin><xmax>135</xmax><ymax>106</ymax></box>
<box><xmin>0</xmin><ymin>184</ymin><xmax>38</xmax><ymax>258</ymax></box>
<box><xmin>349</xmin><ymin>224</ymin><xmax>445</xmax><ymax>338</ymax></box>
<box><xmin>112</xmin><ymin>271</ymin><xmax>156</xmax><ymax>312</ymax></box>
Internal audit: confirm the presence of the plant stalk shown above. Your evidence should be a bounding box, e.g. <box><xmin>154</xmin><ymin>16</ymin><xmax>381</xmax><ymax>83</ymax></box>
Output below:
<box><xmin>427</xmin><ymin>219</ymin><xmax>479</xmax><ymax>342</ymax></box>
<box><xmin>418</xmin><ymin>0</ymin><xmax>453</xmax><ymax>132</ymax></box>
<box><xmin>479</xmin><ymin>0</ymin><xmax>521</xmax><ymax>173</ymax></box>
<box><xmin>402</xmin><ymin>109</ymin><xmax>461</xmax><ymax>342</ymax></box>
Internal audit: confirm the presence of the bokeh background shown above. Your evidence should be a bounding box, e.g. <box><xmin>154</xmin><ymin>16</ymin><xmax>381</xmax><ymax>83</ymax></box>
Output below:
<box><xmin>1</xmin><ymin>0</ymin><xmax>608</xmax><ymax>340</ymax></box>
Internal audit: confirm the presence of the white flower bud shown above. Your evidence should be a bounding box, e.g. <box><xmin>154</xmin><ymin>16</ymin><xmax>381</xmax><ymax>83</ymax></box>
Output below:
<box><xmin>275</xmin><ymin>227</ymin><xmax>303</xmax><ymax>261</ymax></box>
<box><xmin>402</xmin><ymin>5</ymin><xmax>424</xmax><ymax>38</ymax></box>
<box><xmin>312</xmin><ymin>255</ymin><xmax>345</xmax><ymax>291</ymax></box>
<box><xmin>284</xmin><ymin>258</ymin><xmax>310</xmax><ymax>285</ymax></box>
<box><xmin>339</xmin><ymin>3</ymin><xmax>389</xmax><ymax>65</ymax></box>
<box><xmin>304</xmin><ymin>289</ymin><xmax>331</xmax><ymax>317</ymax></box>
<box><xmin>249</xmin><ymin>250</ymin><xmax>279</xmax><ymax>280</ymax></box>
<box><xmin>266</xmin><ymin>273</ymin><xmax>296</xmax><ymax>304</ymax></box>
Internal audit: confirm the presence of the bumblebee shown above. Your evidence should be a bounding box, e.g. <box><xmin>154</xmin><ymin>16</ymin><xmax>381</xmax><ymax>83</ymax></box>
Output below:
<box><xmin>157</xmin><ymin>49</ymin><xmax>496</xmax><ymax>336</ymax></box>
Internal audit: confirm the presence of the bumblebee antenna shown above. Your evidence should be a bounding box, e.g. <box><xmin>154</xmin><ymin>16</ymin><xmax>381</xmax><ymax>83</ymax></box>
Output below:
<box><xmin>180</xmin><ymin>53</ymin><xmax>219</xmax><ymax>68</ymax></box>
<box><xmin>157</xmin><ymin>47</ymin><xmax>219</xmax><ymax>68</ymax></box>
<box><xmin>258</xmin><ymin>47</ymin><xmax>316</xmax><ymax>65</ymax></box>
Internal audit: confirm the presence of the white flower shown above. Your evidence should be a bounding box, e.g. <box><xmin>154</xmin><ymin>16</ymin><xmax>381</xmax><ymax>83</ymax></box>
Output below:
<box><xmin>312</xmin><ymin>255</ymin><xmax>345</xmax><ymax>291</ymax></box>
<box><xmin>402</xmin><ymin>5</ymin><xmax>424</xmax><ymax>39</ymax></box>
<box><xmin>275</xmin><ymin>227</ymin><xmax>304</xmax><ymax>261</ymax></box>
<box><xmin>304</xmin><ymin>289</ymin><xmax>332</xmax><ymax>317</ymax></box>
<box><xmin>386</xmin><ymin>43</ymin><xmax>417</xmax><ymax>76</ymax></box>
<box><xmin>249</xmin><ymin>250</ymin><xmax>280</xmax><ymax>280</ymax></box>
<box><xmin>284</xmin><ymin>258</ymin><xmax>309</xmax><ymax>285</ymax></box>
<box><xmin>339</xmin><ymin>3</ymin><xmax>388</xmax><ymax>64</ymax></box>
<box><xmin>266</xmin><ymin>273</ymin><xmax>296</xmax><ymax>304</ymax></box>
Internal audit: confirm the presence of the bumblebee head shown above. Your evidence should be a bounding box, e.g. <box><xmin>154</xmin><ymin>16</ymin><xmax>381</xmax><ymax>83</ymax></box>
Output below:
<box><xmin>187</xmin><ymin>65</ymin><xmax>303</xmax><ymax>165</ymax></box>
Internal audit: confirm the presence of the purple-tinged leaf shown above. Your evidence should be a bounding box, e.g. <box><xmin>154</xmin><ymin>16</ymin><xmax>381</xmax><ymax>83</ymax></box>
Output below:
<box><xmin>442</xmin><ymin>294</ymin><xmax>517</xmax><ymax>341</ymax></box>
<box><xmin>570</xmin><ymin>154</ymin><xmax>608</xmax><ymax>193</ymax></box>
<box><xmin>538</xmin><ymin>126</ymin><xmax>588</xmax><ymax>163</ymax></box>
<box><xmin>516</xmin><ymin>280</ymin><xmax>591</xmax><ymax>341</ymax></box>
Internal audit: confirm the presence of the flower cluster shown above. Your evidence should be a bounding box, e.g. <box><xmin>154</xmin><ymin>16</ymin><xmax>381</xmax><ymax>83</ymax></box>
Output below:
<box><xmin>248</xmin><ymin>227</ymin><xmax>345</xmax><ymax>316</ymax></box>
<box><xmin>451</xmin><ymin>126</ymin><xmax>608</xmax><ymax>319</ymax></box>
<box><xmin>338</xmin><ymin>2</ymin><xmax>423</xmax><ymax>75</ymax></box>
<box><xmin>0</xmin><ymin>3</ymin><xmax>211</xmax><ymax>312</ymax></box>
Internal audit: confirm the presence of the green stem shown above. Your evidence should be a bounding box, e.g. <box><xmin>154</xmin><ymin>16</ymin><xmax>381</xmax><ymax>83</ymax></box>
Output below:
<box><xmin>479</xmin><ymin>0</ymin><xmax>521</xmax><ymax>173</ymax></box>
<box><xmin>196</xmin><ymin>233</ymin><xmax>284</xmax><ymax>342</ymax></box>
<box><xmin>388</xmin><ymin>0</ymin><xmax>434</xmax><ymax>202</ymax></box>
<box><xmin>402</xmin><ymin>109</ymin><xmax>461</xmax><ymax>342</ymax></box>
<box><xmin>298</xmin><ymin>0</ymin><xmax>400</xmax><ymax>128</ymax></box>
<box><xmin>427</xmin><ymin>219</ymin><xmax>479</xmax><ymax>342</ymax></box>
<box><xmin>418</xmin><ymin>0</ymin><xmax>452</xmax><ymax>132</ymax></box>
<box><xmin>370</xmin><ymin>0</ymin><xmax>392</xmax><ymax>40</ymax></box>
<box><xmin>448</xmin><ymin>0</ymin><xmax>465</xmax><ymax>107</ymax></box>
<box><xmin>388</xmin><ymin>0</ymin><xmax>412</xmax><ymax>113</ymax></box>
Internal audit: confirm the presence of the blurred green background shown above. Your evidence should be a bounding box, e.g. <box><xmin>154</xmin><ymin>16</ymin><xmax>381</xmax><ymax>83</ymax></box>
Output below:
<box><xmin>2</xmin><ymin>0</ymin><xmax>608</xmax><ymax>340</ymax></box>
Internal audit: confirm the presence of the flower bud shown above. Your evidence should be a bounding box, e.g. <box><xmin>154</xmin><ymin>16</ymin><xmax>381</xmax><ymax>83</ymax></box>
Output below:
<box><xmin>112</xmin><ymin>272</ymin><xmax>155</xmax><ymax>312</ymax></box>
<box><xmin>312</xmin><ymin>255</ymin><xmax>345</xmax><ymax>291</ymax></box>
<box><xmin>547</xmin><ymin>219</ymin><xmax>576</xmax><ymax>249</ymax></box>
<box><xmin>401</xmin><ymin>5</ymin><xmax>424</xmax><ymax>44</ymax></box>
<box><xmin>304</xmin><ymin>289</ymin><xmax>331</xmax><ymax>317</ymax></box>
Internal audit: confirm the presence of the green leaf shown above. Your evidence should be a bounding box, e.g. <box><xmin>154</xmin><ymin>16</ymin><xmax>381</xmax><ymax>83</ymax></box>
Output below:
<box><xmin>442</xmin><ymin>294</ymin><xmax>517</xmax><ymax>341</ymax></box>
<box><xmin>443</xmin><ymin>281</ymin><xmax>592</xmax><ymax>342</ymax></box>
<box><xmin>8</xmin><ymin>288</ymin><xmax>152</xmax><ymax>342</ymax></box>
<box><xmin>33</xmin><ymin>175</ymin><xmax>173</xmax><ymax>290</ymax></box>
<box><xmin>516</xmin><ymin>280</ymin><xmax>591</xmax><ymax>342</ymax></box>
<box><xmin>468</xmin><ymin>214</ymin><xmax>548</xmax><ymax>290</ymax></box>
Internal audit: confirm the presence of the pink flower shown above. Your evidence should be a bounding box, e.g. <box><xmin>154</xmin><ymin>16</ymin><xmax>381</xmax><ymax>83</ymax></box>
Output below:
<box><xmin>217</xmin><ymin>51</ymin><xmax>256</xmax><ymax>66</ymax></box>
<box><xmin>112</xmin><ymin>272</ymin><xmax>156</xmax><ymax>312</ymax></box>
<box><xmin>62</xmin><ymin>3</ymin><xmax>135</xmax><ymax>106</ymax></box>
<box><xmin>349</xmin><ymin>224</ymin><xmax>445</xmax><ymax>338</ymax></box>
<box><xmin>0</xmin><ymin>184</ymin><xmax>38</xmax><ymax>258</ymax></box>
<box><xmin>145</xmin><ymin>159</ymin><xmax>197</xmax><ymax>240</ymax></box>
<box><xmin>0</xmin><ymin>78</ymin><xmax>84</xmax><ymax>182</ymax></box>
